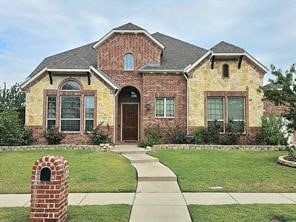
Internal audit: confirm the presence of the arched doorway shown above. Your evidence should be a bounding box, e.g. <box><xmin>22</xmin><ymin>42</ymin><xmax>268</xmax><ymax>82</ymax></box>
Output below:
<box><xmin>118</xmin><ymin>86</ymin><xmax>140</xmax><ymax>141</ymax></box>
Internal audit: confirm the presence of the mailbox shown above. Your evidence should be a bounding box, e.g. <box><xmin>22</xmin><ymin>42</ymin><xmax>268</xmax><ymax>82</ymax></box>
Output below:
<box><xmin>30</xmin><ymin>156</ymin><xmax>69</xmax><ymax>222</ymax></box>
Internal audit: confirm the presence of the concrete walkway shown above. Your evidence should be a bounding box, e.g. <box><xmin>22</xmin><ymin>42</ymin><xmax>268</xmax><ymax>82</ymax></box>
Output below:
<box><xmin>1</xmin><ymin>192</ymin><xmax>295</xmax><ymax>208</ymax></box>
<box><xmin>114</xmin><ymin>145</ymin><xmax>192</xmax><ymax>222</ymax></box>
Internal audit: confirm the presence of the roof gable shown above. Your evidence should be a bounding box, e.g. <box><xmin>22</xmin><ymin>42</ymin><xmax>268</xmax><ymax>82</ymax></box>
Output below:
<box><xmin>211</xmin><ymin>41</ymin><xmax>245</xmax><ymax>53</ymax></box>
<box><xmin>113</xmin><ymin>23</ymin><xmax>145</xmax><ymax>31</ymax></box>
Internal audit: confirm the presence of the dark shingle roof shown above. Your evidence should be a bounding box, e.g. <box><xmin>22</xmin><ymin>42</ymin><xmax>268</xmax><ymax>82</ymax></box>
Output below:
<box><xmin>27</xmin><ymin>42</ymin><xmax>96</xmax><ymax>79</ymax></box>
<box><xmin>113</xmin><ymin>23</ymin><xmax>145</xmax><ymax>31</ymax></box>
<box><xmin>141</xmin><ymin>32</ymin><xmax>208</xmax><ymax>70</ymax></box>
<box><xmin>211</xmin><ymin>41</ymin><xmax>244</xmax><ymax>53</ymax></box>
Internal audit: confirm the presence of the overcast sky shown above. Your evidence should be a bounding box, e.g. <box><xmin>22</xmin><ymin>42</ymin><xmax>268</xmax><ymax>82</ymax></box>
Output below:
<box><xmin>0</xmin><ymin>0</ymin><xmax>295</xmax><ymax>88</ymax></box>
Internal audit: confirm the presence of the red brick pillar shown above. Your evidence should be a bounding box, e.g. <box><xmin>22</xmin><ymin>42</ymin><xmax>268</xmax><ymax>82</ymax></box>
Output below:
<box><xmin>30</xmin><ymin>156</ymin><xmax>69</xmax><ymax>222</ymax></box>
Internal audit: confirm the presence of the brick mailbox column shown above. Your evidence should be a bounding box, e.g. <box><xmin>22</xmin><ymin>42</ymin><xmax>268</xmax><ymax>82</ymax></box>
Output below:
<box><xmin>30</xmin><ymin>156</ymin><xmax>69</xmax><ymax>222</ymax></box>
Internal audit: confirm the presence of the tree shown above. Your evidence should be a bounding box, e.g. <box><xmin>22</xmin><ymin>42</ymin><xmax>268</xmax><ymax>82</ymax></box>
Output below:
<box><xmin>0</xmin><ymin>83</ymin><xmax>25</xmax><ymax>110</ymax></box>
<box><xmin>261</xmin><ymin>64</ymin><xmax>296</xmax><ymax>132</ymax></box>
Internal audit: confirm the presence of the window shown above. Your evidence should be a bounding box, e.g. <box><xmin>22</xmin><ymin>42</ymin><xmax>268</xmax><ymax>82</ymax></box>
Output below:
<box><xmin>156</xmin><ymin>98</ymin><xmax>175</xmax><ymax>117</ymax></box>
<box><xmin>228</xmin><ymin>97</ymin><xmax>245</xmax><ymax>132</ymax></box>
<box><xmin>61</xmin><ymin>96</ymin><xmax>80</xmax><ymax>131</ymax></box>
<box><xmin>206</xmin><ymin>95</ymin><xmax>245</xmax><ymax>133</ymax></box>
<box><xmin>47</xmin><ymin>96</ymin><xmax>56</xmax><ymax>129</ymax></box>
<box><xmin>207</xmin><ymin>97</ymin><xmax>224</xmax><ymax>132</ymax></box>
<box><xmin>124</xmin><ymin>53</ymin><xmax>134</xmax><ymax>71</ymax></box>
<box><xmin>222</xmin><ymin>64</ymin><xmax>229</xmax><ymax>78</ymax></box>
<box><xmin>85</xmin><ymin>96</ymin><xmax>94</xmax><ymax>131</ymax></box>
<box><xmin>61</xmin><ymin>80</ymin><xmax>81</xmax><ymax>90</ymax></box>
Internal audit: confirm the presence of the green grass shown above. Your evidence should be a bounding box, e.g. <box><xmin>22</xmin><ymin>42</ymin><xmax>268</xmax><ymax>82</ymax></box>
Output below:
<box><xmin>0</xmin><ymin>150</ymin><xmax>136</xmax><ymax>193</ymax></box>
<box><xmin>151</xmin><ymin>150</ymin><xmax>296</xmax><ymax>192</ymax></box>
<box><xmin>0</xmin><ymin>205</ymin><xmax>131</xmax><ymax>222</ymax></box>
<box><xmin>189</xmin><ymin>204</ymin><xmax>296</xmax><ymax>222</ymax></box>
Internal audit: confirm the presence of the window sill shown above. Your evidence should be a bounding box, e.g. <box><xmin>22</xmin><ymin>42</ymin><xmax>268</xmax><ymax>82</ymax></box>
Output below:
<box><xmin>155</xmin><ymin>116</ymin><xmax>175</xmax><ymax>119</ymax></box>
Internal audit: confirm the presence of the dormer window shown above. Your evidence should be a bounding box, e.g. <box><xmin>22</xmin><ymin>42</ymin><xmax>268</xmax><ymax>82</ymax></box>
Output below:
<box><xmin>222</xmin><ymin>64</ymin><xmax>229</xmax><ymax>78</ymax></box>
<box><xmin>124</xmin><ymin>53</ymin><xmax>134</xmax><ymax>71</ymax></box>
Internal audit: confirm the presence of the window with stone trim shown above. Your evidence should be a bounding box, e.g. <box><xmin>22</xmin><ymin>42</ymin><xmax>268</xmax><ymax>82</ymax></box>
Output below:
<box><xmin>61</xmin><ymin>96</ymin><xmax>81</xmax><ymax>131</ymax></box>
<box><xmin>124</xmin><ymin>53</ymin><xmax>134</xmax><ymax>71</ymax></box>
<box><xmin>222</xmin><ymin>64</ymin><xmax>229</xmax><ymax>78</ymax></box>
<box><xmin>207</xmin><ymin>95</ymin><xmax>245</xmax><ymax>133</ymax></box>
<box><xmin>84</xmin><ymin>95</ymin><xmax>94</xmax><ymax>131</ymax></box>
<box><xmin>47</xmin><ymin>96</ymin><xmax>56</xmax><ymax>129</ymax></box>
<box><xmin>156</xmin><ymin>97</ymin><xmax>175</xmax><ymax>117</ymax></box>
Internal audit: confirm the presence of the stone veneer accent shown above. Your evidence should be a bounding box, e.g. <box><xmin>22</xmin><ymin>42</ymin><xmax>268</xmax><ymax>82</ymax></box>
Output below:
<box><xmin>152</xmin><ymin>144</ymin><xmax>286</xmax><ymax>151</ymax></box>
<box><xmin>30</xmin><ymin>156</ymin><xmax>69</xmax><ymax>222</ymax></box>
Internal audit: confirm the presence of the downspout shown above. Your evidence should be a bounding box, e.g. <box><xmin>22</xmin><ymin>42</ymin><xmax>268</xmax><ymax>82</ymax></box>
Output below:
<box><xmin>183</xmin><ymin>72</ymin><xmax>189</xmax><ymax>135</ymax></box>
<box><xmin>113</xmin><ymin>89</ymin><xmax>120</xmax><ymax>144</ymax></box>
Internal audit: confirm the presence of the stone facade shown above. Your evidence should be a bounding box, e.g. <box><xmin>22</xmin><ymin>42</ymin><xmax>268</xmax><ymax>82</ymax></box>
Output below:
<box><xmin>25</xmin><ymin>74</ymin><xmax>114</xmax><ymax>144</ymax></box>
<box><xmin>30</xmin><ymin>156</ymin><xmax>69</xmax><ymax>222</ymax></box>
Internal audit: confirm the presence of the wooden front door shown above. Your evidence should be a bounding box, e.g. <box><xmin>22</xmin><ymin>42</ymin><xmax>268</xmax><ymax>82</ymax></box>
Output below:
<box><xmin>122</xmin><ymin>104</ymin><xmax>138</xmax><ymax>141</ymax></box>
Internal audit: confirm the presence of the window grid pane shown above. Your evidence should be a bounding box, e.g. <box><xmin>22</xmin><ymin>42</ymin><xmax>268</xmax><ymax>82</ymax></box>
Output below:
<box><xmin>61</xmin><ymin>81</ymin><xmax>81</xmax><ymax>90</ymax></box>
<box><xmin>156</xmin><ymin>98</ymin><xmax>164</xmax><ymax>117</ymax></box>
<box><xmin>228</xmin><ymin>97</ymin><xmax>244</xmax><ymax>120</ymax></box>
<box><xmin>166</xmin><ymin>98</ymin><xmax>175</xmax><ymax>117</ymax></box>
<box><xmin>85</xmin><ymin>96</ymin><xmax>94</xmax><ymax>131</ymax></box>
<box><xmin>207</xmin><ymin>97</ymin><xmax>224</xmax><ymax>121</ymax></box>
<box><xmin>61</xmin><ymin>96</ymin><xmax>80</xmax><ymax>131</ymax></box>
<box><xmin>47</xmin><ymin>96</ymin><xmax>56</xmax><ymax>129</ymax></box>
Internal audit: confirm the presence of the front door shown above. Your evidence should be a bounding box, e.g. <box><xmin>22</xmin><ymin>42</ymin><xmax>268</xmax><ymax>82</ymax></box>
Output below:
<box><xmin>122</xmin><ymin>103</ymin><xmax>138</xmax><ymax>141</ymax></box>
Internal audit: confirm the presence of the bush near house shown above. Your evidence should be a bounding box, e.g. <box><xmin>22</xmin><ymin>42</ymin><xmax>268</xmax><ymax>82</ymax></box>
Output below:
<box><xmin>0</xmin><ymin>110</ymin><xmax>34</xmax><ymax>145</ymax></box>
<box><xmin>260</xmin><ymin>115</ymin><xmax>287</xmax><ymax>145</ymax></box>
<box><xmin>44</xmin><ymin>127</ymin><xmax>64</xmax><ymax>145</ymax></box>
<box><xmin>138</xmin><ymin>124</ymin><xmax>163</xmax><ymax>147</ymax></box>
<box><xmin>88</xmin><ymin>122</ymin><xmax>111</xmax><ymax>145</ymax></box>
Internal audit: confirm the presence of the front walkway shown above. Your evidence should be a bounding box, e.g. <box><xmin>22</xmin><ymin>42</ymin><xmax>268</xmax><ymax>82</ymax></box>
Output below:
<box><xmin>113</xmin><ymin>145</ymin><xmax>192</xmax><ymax>222</ymax></box>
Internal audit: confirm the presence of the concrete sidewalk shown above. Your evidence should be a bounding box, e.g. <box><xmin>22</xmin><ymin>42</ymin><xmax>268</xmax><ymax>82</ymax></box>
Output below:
<box><xmin>1</xmin><ymin>192</ymin><xmax>295</xmax><ymax>208</ymax></box>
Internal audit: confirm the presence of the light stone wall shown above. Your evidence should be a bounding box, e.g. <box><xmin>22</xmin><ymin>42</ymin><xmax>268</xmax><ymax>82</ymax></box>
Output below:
<box><xmin>25</xmin><ymin>74</ymin><xmax>114</xmax><ymax>126</ymax></box>
<box><xmin>188</xmin><ymin>59</ymin><xmax>264</xmax><ymax>128</ymax></box>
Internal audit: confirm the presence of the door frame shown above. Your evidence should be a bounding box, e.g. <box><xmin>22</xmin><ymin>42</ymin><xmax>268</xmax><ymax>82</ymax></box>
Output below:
<box><xmin>120</xmin><ymin>102</ymin><xmax>139</xmax><ymax>141</ymax></box>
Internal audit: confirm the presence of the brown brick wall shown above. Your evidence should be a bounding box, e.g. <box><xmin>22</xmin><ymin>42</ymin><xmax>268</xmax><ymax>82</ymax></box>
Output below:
<box><xmin>97</xmin><ymin>33</ymin><xmax>162</xmax><ymax>71</ymax></box>
<box><xmin>263</xmin><ymin>100</ymin><xmax>288</xmax><ymax>116</ymax></box>
<box><xmin>30</xmin><ymin>156</ymin><xmax>69</xmax><ymax>222</ymax></box>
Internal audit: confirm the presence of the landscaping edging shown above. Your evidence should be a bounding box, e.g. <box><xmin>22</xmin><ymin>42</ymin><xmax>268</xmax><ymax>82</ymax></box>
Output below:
<box><xmin>0</xmin><ymin>144</ymin><xmax>113</xmax><ymax>152</ymax></box>
<box><xmin>151</xmin><ymin>144</ymin><xmax>286</xmax><ymax>151</ymax></box>
<box><xmin>278</xmin><ymin>155</ymin><xmax>296</xmax><ymax>168</ymax></box>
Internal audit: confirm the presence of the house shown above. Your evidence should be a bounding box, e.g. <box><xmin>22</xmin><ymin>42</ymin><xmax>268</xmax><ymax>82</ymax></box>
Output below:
<box><xmin>21</xmin><ymin>23</ymin><xmax>268</xmax><ymax>144</ymax></box>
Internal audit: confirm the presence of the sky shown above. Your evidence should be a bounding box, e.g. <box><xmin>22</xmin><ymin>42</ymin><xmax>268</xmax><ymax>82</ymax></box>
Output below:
<box><xmin>0</xmin><ymin>0</ymin><xmax>295</xmax><ymax>88</ymax></box>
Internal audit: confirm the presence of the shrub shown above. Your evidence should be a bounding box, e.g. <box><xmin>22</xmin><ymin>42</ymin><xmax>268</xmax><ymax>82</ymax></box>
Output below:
<box><xmin>44</xmin><ymin>128</ymin><xmax>64</xmax><ymax>145</ymax></box>
<box><xmin>88</xmin><ymin>122</ymin><xmax>110</xmax><ymax>145</ymax></box>
<box><xmin>138</xmin><ymin>124</ymin><xmax>163</xmax><ymax>147</ymax></box>
<box><xmin>22</xmin><ymin>127</ymin><xmax>35</xmax><ymax>145</ymax></box>
<box><xmin>286</xmin><ymin>145</ymin><xmax>296</xmax><ymax>161</ymax></box>
<box><xmin>163</xmin><ymin>121</ymin><xmax>186</xmax><ymax>144</ymax></box>
<box><xmin>0</xmin><ymin>110</ymin><xmax>24</xmax><ymax>145</ymax></box>
<box><xmin>220</xmin><ymin>120</ymin><xmax>243</xmax><ymax>145</ymax></box>
<box><xmin>194</xmin><ymin>128</ymin><xmax>205</xmax><ymax>144</ymax></box>
<box><xmin>261</xmin><ymin>115</ymin><xmax>287</xmax><ymax>145</ymax></box>
<box><xmin>203</xmin><ymin>120</ymin><xmax>221</xmax><ymax>144</ymax></box>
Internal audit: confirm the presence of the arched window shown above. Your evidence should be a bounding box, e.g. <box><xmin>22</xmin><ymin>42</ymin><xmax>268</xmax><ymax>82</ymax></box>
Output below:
<box><xmin>222</xmin><ymin>64</ymin><xmax>229</xmax><ymax>78</ymax></box>
<box><xmin>61</xmin><ymin>80</ymin><xmax>81</xmax><ymax>90</ymax></box>
<box><xmin>124</xmin><ymin>53</ymin><xmax>134</xmax><ymax>71</ymax></box>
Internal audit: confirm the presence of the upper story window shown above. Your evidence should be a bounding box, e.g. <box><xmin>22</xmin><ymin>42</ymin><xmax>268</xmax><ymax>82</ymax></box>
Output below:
<box><xmin>124</xmin><ymin>53</ymin><xmax>134</xmax><ymax>71</ymax></box>
<box><xmin>222</xmin><ymin>64</ymin><xmax>229</xmax><ymax>78</ymax></box>
<box><xmin>61</xmin><ymin>80</ymin><xmax>81</xmax><ymax>90</ymax></box>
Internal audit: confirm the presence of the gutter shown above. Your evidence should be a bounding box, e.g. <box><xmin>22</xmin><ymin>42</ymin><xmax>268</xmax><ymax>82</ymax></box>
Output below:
<box><xmin>183</xmin><ymin>72</ymin><xmax>189</xmax><ymax>135</ymax></box>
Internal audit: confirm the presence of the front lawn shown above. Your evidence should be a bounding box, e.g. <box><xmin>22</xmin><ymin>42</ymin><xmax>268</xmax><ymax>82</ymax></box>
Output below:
<box><xmin>0</xmin><ymin>205</ymin><xmax>131</xmax><ymax>222</ymax></box>
<box><xmin>0</xmin><ymin>150</ymin><xmax>136</xmax><ymax>193</ymax></box>
<box><xmin>151</xmin><ymin>150</ymin><xmax>296</xmax><ymax>192</ymax></box>
<box><xmin>189</xmin><ymin>204</ymin><xmax>296</xmax><ymax>222</ymax></box>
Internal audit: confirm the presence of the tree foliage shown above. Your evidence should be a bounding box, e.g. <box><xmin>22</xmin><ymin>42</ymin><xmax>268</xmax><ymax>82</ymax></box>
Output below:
<box><xmin>0</xmin><ymin>83</ymin><xmax>25</xmax><ymax>110</ymax></box>
<box><xmin>261</xmin><ymin>64</ymin><xmax>296</xmax><ymax>131</ymax></box>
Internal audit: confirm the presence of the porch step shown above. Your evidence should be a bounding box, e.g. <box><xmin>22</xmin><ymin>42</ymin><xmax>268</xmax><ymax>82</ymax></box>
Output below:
<box><xmin>123</xmin><ymin>154</ymin><xmax>159</xmax><ymax>163</ymax></box>
<box><xmin>112</xmin><ymin>145</ymin><xmax>147</xmax><ymax>154</ymax></box>
<box><xmin>133</xmin><ymin>162</ymin><xmax>177</xmax><ymax>182</ymax></box>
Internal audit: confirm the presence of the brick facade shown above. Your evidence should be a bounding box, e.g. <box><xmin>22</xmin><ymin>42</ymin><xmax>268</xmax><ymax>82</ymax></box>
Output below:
<box><xmin>30</xmin><ymin>156</ymin><xmax>69</xmax><ymax>222</ymax></box>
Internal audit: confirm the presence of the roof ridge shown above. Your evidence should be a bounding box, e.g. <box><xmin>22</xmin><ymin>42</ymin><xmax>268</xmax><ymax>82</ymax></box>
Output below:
<box><xmin>152</xmin><ymin>32</ymin><xmax>207</xmax><ymax>52</ymax></box>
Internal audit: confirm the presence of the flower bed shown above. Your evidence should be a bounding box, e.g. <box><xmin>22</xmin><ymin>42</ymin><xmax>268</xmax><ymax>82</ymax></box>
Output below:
<box><xmin>278</xmin><ymin>155</ymin><xmax>296</xmax><ymax>168</ymax></box>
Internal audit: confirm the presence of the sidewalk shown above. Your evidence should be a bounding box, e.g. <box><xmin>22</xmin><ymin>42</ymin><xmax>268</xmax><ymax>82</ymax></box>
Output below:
<box><xmin>1</xmin><ymin>192</ymin><xmax>295</xmax><ymax>208</ymax></box>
